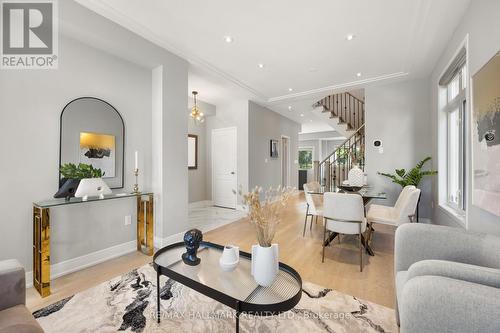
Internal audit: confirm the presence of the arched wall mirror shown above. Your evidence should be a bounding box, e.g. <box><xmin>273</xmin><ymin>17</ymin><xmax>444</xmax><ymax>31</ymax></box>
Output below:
<box><xmin>59</xmin><ymin>97</ymin><xmax>125</xmax><ymax>189</ymax></box>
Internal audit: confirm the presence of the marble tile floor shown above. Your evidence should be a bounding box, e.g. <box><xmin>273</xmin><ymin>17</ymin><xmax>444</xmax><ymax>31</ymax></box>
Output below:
<box><xmin>187</xmin><ymin>201</ymin><xmax>246</xmax><ymax>234</ymax></box>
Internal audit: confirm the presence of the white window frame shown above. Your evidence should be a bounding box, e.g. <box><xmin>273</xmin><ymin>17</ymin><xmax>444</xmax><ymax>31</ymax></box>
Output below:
<box><xmin>444</xmin><ymin>68</ymin><xmax>467</xmax><ymax>212</ymax></box>
<box><xmin>438</xmin><ymin>37</ymin><xmax>469</xmax><ymax>224</ymax></box>
<box><xmin>298</xmin><ymin>146</ymin><xmax>314</xmax><ymax>170</ymax></box>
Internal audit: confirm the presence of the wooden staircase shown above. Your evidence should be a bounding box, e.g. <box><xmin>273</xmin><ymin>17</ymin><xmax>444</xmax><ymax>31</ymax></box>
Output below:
<box><xmin>313</xmin><ymin>92</ymin><xmax>365</xmax><ymax>132</ymax></box>
<box><xmin>313</xmin><ymin>92</ymin><xmax>365</xmax><ymax>190</ymax></box>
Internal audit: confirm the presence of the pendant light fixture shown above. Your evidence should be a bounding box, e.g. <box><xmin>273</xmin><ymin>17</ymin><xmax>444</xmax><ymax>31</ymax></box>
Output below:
<box><xmin>190</xmin><ymin>91</ymin><xmax>205</xmax><ymax>123</ymax></box>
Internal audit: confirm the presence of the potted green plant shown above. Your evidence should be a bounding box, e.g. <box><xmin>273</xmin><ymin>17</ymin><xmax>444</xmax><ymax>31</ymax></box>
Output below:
<box><xmin>54</xmin><ymin>163</ymin><xmax>109</xmax><ymax>199</ymax></box>
<box><xmin>378</xmin><ymin>156</ymin><xmax>437</xmax><ymax>188</ymax></box>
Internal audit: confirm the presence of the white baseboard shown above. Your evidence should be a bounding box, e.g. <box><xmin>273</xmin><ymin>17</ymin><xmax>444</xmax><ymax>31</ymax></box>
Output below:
<box><xmin>25</xmin><ymin>240</ymin><xmax>137</xmax><ymax>288</ymax></box>
<box><xmin>188</xmin><ymin>200</ymin><xmax>213</xmax><ymax>209</ymax></box>
<box><xmin>153</xmin><ymin>236</ymin><xmax>163</xmax><ymax>249</ymax></box>
<box><xmin>236</xmin><ymin>204</ymin><xmax>248</xmax><ymax>212</ymax></box>
<box><xmin>154</xmin><ymin>217</ymin><xmax>241</xmax><ymax>248</ymax></box>
<box><xmin>154</xmin><ymin>232</ymin><xmax>183</xmax><ymax>249</ymax></box>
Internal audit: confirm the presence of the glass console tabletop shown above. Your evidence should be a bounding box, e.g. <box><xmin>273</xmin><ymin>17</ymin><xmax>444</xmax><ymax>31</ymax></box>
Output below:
<box><xmin>153</xmin><ymin>242</ymin><xmax>302</xmax><ymax>332</ymax></box>
<box><xmin>34</xmin><ymin>191</ymin><xmax>153</xmax><ymax>208</ymax></box>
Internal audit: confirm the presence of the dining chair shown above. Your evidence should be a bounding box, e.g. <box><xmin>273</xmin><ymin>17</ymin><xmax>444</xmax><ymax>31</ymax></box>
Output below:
<box><xmin>302</xmin><ymin>183</ymin><xmax>323</xmax><ymax>237</ymax></box>
<box><xmin>366</xmin><ymin>186</ymin><xmax>421</xmax><ymax>247</ymax></box>
<box><xmin>307</xmin><ymin>181</ymin><xmax>321</xmax><ymax>192</ymax></box>
<box><xmin>322</xmin><ymin>192</ymin><xmax>367</xmax><ymax>271</ymax></box>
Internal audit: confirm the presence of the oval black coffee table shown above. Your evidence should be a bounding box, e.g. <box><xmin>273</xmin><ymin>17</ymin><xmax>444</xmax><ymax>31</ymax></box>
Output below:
<box><xmin>153</xmin><ymin>241</ymin><xmax>302</xmax><ymax>332</ymax></box>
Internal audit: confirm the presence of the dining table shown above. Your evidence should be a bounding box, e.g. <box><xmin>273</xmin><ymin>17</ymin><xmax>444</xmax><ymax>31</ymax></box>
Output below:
<box><xmin>307</xmin><ymin>186</ymin><xmax>387</xmax><ymax>256</ymax></box>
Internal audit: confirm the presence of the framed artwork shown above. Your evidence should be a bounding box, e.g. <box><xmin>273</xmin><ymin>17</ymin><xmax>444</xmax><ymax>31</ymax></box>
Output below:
<box><xmin>270</xmin><ymin>139</ymin><xmax>279</xmax><ymax>158</ymax></box>
<box><xmin>188</xmin><ymin>134</ymin><xmax>198</xmax><ymax>169</ymax></box>
<box><xmin>472</xmin><ymin>51</ymin><xmax>500</xmax><ymax>216</ymax></box>
<box><xmin>79</xmin><ymin>132</ymin><xmax>116</xmax><ymax>178</ymax></box>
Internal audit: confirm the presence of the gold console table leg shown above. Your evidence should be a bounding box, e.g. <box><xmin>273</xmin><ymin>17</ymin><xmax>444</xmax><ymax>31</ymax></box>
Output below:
<box><xmin>137</xmin><ymin>194</ymin><xmax>154</xmax><ymax>256</ymax></box>
<box><xmin>33</xmin><ymin>206</ymin><xmax>50</xmax><ymax>297</ymax></box>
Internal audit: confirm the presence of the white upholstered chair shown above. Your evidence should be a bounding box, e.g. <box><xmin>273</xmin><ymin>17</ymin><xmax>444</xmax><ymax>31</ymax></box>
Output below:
<box><xmin>366</xmin><ymin>186</ymin><xmax>421</xmax><ymax>248</ymax></box>
<box><xmin>367</xmin><ymin>185</ymin><xmax>421</xmax><ymax>227</ymax></box>
<box><xmin>306</xmin><ymin>181</ymin><xmax>320</xmax><ymax>192</ymax></box>
<box><xmin>303</xmin><ymin>183</ymin><xmax>323</xmax><ymax>236</ymax></box>
<box><xmin>323</xmin><ymin>192</ymin><xmax>367</xmax><ymax>271</ymax></box>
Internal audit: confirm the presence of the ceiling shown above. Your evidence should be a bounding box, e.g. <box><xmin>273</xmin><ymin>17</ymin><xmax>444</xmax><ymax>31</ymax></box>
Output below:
<box><xmin>76</xmin><ymin>0</ymin><xmax>471</xmax><ymax>130</ymax></box>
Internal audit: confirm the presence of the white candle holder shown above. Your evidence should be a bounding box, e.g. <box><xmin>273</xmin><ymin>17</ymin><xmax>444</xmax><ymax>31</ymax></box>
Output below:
<box><xmin>133</xmin><ymin>168</ymin><xmax>140</xmax><ymax>194</ymax></box>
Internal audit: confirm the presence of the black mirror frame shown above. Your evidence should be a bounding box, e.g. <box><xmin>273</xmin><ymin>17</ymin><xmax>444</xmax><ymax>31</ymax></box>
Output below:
<box><xmin>59</xmin><ymin>97</ymin><xmax>125</xmax><ymax>189</ymax></box>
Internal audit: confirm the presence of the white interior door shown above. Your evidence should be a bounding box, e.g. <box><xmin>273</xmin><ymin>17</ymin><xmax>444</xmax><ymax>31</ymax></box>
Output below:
<box><xmin>212</xmin><ymin>127</ymin><xmax>237</xmax><ymax>209</ymax></box>
<box><xmin>281</xmin><ymin>136</ymin><xmax>290</xmax><ymax>187</ymax></box>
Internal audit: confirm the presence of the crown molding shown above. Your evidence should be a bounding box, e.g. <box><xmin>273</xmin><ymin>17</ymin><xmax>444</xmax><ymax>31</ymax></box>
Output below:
<box><xmin>75</xmin><ymin>0</ymin><xmax>268</xmax><ymax>101</ymax></box>
<box><xmin>267</xmin><ymin>72</ymin><xmax>409</xmax><ymax>102</ymax></box>
<box><xmin>76</xmin><ymin>0</ymin><xmax>411</xmax><ymax>105</ymax></box>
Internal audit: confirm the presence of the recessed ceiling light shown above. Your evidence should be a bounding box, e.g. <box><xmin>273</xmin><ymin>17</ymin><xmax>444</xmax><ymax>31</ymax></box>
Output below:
<box><xmin>258</xmin><ymin>63</ymin><xmax>265</xmax><ymax>69</ymax></box>
<box><xmin>288</xmin><ymin>88</ymin><xmax>293</xmax><ymax>92</ymax></box>
<box><xmin>224</xmin><ymin>36</ymin><xmax>233</xmax><ymax>43</ymax></box>
<box><xmin>300</xmin><ymin>113</ymin><xmax>304</xmax><ymax>117</ymax></box>
<box><xmin>346</xmin><ymin>34</ymin><xmax>355</xmax><ymax>41</ymax></box>
<box><xmin>288</xmin><ymin>106</ymin><xmax>292</xmax><ymax>111</ymax></box>
<box><xmin>356</xmin><ymin>72</ymin><xmax>362</xmax><ymax>77</ymax></box>
<box><xmin>309</xmin><ymin>119</ymin><xmax>313</xmax><ymax>122</ymax></box>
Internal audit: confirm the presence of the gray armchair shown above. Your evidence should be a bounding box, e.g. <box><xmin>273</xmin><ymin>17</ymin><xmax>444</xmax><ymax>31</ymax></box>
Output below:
<box><xmin>0</xmin><ymin>260</ymin><xmax>44</xmax><ymax>333</ymax></box>
<box><xmin>395</xmin><ymin>223</ymin><xmax>500</xmax><ymax>333</ymax></box>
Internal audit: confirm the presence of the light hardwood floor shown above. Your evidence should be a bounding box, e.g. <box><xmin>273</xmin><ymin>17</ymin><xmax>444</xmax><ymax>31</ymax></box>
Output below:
<box><xmin>27</xmin><ymin>193</ymin><xmax>396</xmax><ymax>311</ymax></box>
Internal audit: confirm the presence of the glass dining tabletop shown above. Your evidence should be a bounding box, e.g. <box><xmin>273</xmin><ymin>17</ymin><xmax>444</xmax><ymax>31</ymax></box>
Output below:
<box><xmin>307</xmin><ymin>186</ymin><xmax>387</xmax><ymax>200</ymax></box>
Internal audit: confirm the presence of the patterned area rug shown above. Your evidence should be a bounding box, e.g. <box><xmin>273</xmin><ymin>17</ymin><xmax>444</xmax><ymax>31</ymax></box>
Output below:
<box><xmin>33</xmin><ymin>264</ymin><xmax>397</xmax><ymax>332</ymax></box>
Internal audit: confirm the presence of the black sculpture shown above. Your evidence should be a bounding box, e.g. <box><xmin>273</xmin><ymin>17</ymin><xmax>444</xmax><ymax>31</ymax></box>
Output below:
<box><xmin>182</xmin><ymin>229</ymin><xmax>203</xmax><ymax>266</ymax></box>
<box><xmin>53</xmin><ymin>178</ymin><xmax>81</xmax><ymax>200</ymax></box>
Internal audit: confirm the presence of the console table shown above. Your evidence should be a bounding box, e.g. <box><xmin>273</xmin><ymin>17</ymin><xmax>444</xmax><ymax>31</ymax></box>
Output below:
<box><xmin>32</xmin><ymin>192</ymin><xmax>154</xmax><ymax>297</ymax></box>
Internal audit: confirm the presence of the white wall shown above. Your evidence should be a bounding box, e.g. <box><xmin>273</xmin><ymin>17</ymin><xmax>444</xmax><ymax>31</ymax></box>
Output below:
<box><xmin>205</xmin><ymin>100</ymin><xmax>300</xmax><ymax>202</ymax></box>
<box><xmin>0</xmin><ymin>36</ymin><xmax>152</xmax><ymax>267</ymax></box>
<box><xmin>299</xmin><ymin>140</ymin><xmax>320</xmax><ymax>160</ymax></box>
<box><xmin>187</xmin><ymin>99</ymin><xmax>216</xmax><ymax>203</ymax></box>
<box><xmin>205</xmin><ymin>99</ymin><xmax>249</xmax><ymax>203</ymax></box>
<box><xmin>154</xmin><ymin>64</ymin><xmax>189</xmax><ymax>239</ymax></box>
<box><xmin>320</xmin><ymin>140</ymin><xmax>344</xmax><ymax>161</ymax></box>
<box><xmin>365</xmin><ymin>78</ymin><xmax>433</xmax><ymax>219</ymax></box>
<box><xmin>248</xmin><ymin>101</ymin><xmax>301</xmax><ymax>190</ymax></box>
<box><xmin>0</xmin><ymin>1</ymin><xmax>189</xmax><ymax>272</ymax></box>
<box><xmin>430</xmin><ymin>0</ymin><xmax>500</xmax><ymax>235</ymax></box>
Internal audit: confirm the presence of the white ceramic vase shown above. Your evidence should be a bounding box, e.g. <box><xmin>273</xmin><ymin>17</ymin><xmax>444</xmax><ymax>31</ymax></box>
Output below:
<box><xmin>75</xmin><ymin>178</ymin><xmax>112</xmax><ymax>198</ymax></box>
<box><xmin>348</xmin><ymin>164</ymin><xmax>364</xmax><ymax>187</ymax></box>
<box><xmin>219</xmin><ymin>245</ymin><xmax>239</xmax><ymax>272</ymax></box>
<box><xmin>251</xmin><ymin>244</ymin><xmax>279</xmax><ymax>287</ymax></box>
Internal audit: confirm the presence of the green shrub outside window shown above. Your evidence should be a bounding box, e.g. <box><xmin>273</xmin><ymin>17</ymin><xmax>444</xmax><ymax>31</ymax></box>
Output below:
<box><xmin>299</xmin><ymin>149</ymin><xmax>313</xmax><ymax>170</ymax></box>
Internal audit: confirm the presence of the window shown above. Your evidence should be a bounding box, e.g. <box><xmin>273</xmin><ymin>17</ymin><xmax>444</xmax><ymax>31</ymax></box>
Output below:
<box><xmin>298</xmin><ymin>148</ymin><xmax>313</xmax><ymax>170</ymax></box>
<box><xmin>440</xmin><ymin>50</ymin><xmax>467</xmax><ymax>212</ymax></box>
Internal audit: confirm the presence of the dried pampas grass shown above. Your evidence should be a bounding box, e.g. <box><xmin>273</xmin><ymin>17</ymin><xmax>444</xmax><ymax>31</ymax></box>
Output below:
<box><xmin>235</xmin><ymin>185</ymin><xmax>295</xmax><ymax>247</ymax></box>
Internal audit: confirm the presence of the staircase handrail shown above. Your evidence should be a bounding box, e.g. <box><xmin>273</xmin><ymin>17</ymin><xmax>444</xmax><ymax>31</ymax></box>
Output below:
<box><xmin>345</xmin><ymin>92</ymin><xmax>365</xmax><ymax>105</ymax></box>
<box><xmin>319</xmin><ymin>124</ymin><xmax>365</xmax><ymax>165</ymax></box>
<box><xmin>313</xmin><ymin>91</ymin><xmax>365</xmax><ymax>109</ymax></box>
